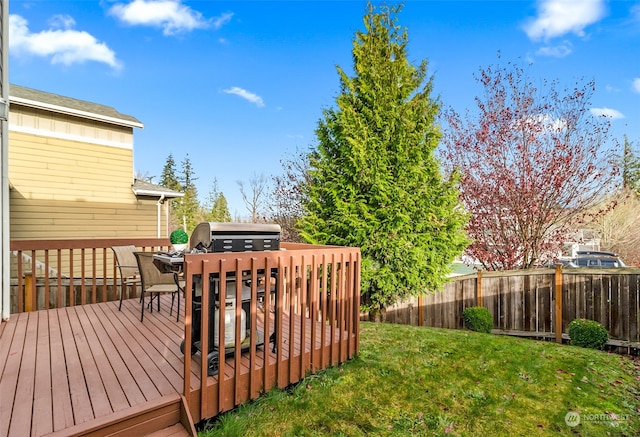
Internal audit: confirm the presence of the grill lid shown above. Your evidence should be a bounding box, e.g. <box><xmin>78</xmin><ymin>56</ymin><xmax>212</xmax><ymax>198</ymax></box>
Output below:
<box><xmin>190</xmin><ymin>222</ymin><xmax>281</xmax><ymax>253</ymax></box>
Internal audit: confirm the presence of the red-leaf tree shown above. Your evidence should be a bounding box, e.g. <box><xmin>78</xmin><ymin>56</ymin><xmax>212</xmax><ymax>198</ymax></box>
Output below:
<box><xmin>441</xmin><ymin>60</ymin><xmax>617</xmax><ymax>270</ymax></box>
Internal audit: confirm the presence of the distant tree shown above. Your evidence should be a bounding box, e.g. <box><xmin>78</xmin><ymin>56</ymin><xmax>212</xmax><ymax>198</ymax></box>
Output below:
<box><xmin>173</xmin><ymin>154</ymin><xmax>201</xmax><ymax>231</ymax></box>
<box><xmin>179</xmin><ymin>154</ymin><xmax>197</xmax><ymax>190</ymax></box>
<box><xmin>441</xmin><ymin>60</ymin><xmax>617</xmax><ymax>270</ymax></box>
<box><xmin>237</xmin><ymin>172</ymin><xmax>269</xmax><ymax>223</ymax></box>
<box><xmin>270</xmin><ymin>147</ymin><xmax>311</xmax><ymax>242</ymax></box>
<box><xmin>204</xmin><ymin>178</ymin><xmax>232</xmax><ymax>222</ymax></box>
<box><xmin>620</xmin><ymin>135</ymin><xmax>640</xmax><ymax>194</ymax></box>
<box><xmin>160</xmin><ymin>154</ymin><xmax>181</xmax><ymax>191</ymax></box>
<box><xmin>299</xmin><ymin>3</ymin><xmax>469</xmax><ymax>319</ymax></box>
<box><xmin>160</xmin><ymin>154</ymin><xmax>183</xmax><ymax>229</ymax></box>
<box><xmin>210</xmin><ymin>195</ymin><xmax>231</xmax><ymax>222</ymax></box>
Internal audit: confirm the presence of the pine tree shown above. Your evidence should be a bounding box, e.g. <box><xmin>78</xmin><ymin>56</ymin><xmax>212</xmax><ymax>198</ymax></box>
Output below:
<box><xmin>299</xmin><ymin>3</ymin><xmax>469</xmax><ymax>317</ymax></box>
<box><xmin>204</xmin><ymin>178</ymin><xmax>232</xmax><ymax>222</ymax></box>
<box><xmin>160</xmin><ymin>154</ymin><xmax>181</xmax><ymax>191</ymax></box>
<box><xmin>210</xmin><ymin>194</ymin><xmax>232</xmax><ymax>222</ymax></box>
<box><xmin>173</xmin><ymin>154</ymin><xmax>201</xmax><ymax>231</ymax></box>
<box><xmin>160</xmin><ymin>154</ymin><xmax>183</xmax><ymax>230</ymax></box>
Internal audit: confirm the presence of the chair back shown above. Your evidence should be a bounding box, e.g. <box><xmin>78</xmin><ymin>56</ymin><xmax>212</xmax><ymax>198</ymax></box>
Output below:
<box><xmin>112</xmin><ymin>245</ymin><xmax>139</xmax><ymax>280</ymax></box>
<box><xmin>134</xmin><ymin>251</ymin><xmax>176</xmax><ymax>290</ymax></box>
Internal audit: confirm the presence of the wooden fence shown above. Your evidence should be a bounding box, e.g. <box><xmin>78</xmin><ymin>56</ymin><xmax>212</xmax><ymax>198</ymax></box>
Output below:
<box><xmin>376</xmin><ymin>266</ymin><xmax>640</xmax><ymax>350</ymax></box>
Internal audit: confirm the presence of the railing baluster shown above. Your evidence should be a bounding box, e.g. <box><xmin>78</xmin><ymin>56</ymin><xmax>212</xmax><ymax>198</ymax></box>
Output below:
<box><xmin>44</xmin><ymin>250</ymin><xmax>50</xmax><ymax>310</ymax></box>
<box><xmin>57</xmin><ymin>249</ymin><xmax>62</xmax><ymax>308</ymax></box>
<box><xmin>17</xmin><ymin>250</ymin><xmax>24</xmax><ymax>312</ymax></box>
<box><xmin>29</xmin><ymin>250</ymin><xmax>37</xmax><ymax>311</ymax></box>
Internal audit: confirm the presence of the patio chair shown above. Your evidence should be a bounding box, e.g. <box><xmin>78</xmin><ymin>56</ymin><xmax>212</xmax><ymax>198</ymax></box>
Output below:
<box><xmin>134</xmin><ymin>251</ymin><xmax>185</xmax><ymax>322</ymax></box>
<box><xmin>111</xmin><ymin>245</ymin><xmax>141</xmax><ymax>311</ymax></box>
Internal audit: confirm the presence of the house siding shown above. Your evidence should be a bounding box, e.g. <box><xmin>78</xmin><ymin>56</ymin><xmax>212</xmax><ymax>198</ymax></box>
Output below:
<box><xmin>8</xmin><ymin>105</ymin><xmax>164</xmax><ymax>240</ymax></box>
<box><xmin>9</xmin><ymin>101</ymin><xmax>134</xmax><ymax>149</ymax></box>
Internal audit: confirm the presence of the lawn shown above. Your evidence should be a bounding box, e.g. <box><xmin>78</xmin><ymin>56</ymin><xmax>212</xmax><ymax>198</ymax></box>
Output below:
<box><xmin>199</xmin><ymin>322</ymin><xmax>640</xmax><ymax>436</ymax></box>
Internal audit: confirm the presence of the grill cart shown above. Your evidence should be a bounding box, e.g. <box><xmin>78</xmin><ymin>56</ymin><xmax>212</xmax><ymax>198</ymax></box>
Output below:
<box><xmin>183</xmin><ymin>222</ymin><xmax>280</xmax><ymax>375</ymax></box>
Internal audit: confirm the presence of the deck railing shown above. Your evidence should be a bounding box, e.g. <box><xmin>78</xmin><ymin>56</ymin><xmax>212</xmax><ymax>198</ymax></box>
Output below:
<box><xmin>9</xmin><ymin>238</ymin><xmax>171</xmax><ymax>313</ymax></box>
<box><xmin>8</xmin><ymin>238</ymin><xmax>362</xmax><ymax>422</ymax></box>
<box><xmin>181</xmin><ymin>243</ymin><xmax>361</xmax><ymax>420</ymax></box>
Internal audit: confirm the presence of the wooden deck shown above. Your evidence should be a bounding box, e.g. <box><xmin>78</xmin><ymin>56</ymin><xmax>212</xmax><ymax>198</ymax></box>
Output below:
<box><xmin>0</xmin><ymin>293</ymin><xmax>356</xmax><ymax>436</ymax></box>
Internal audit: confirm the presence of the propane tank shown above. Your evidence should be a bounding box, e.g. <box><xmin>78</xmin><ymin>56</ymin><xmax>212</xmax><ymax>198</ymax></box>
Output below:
<box><xmin>214</xmin><ymin>299</ymin><xmax>247</xmax><ymax>347</ymax></box>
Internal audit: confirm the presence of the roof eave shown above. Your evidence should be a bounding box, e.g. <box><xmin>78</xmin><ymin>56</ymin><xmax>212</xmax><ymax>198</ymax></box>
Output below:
<box><xmin>132</xmin><ymin>188</ymin><xmax>184</xmax><ymax>199</ymax></box>
<box><xmin>9</xmin><ymin>96</ymin><xmax>144</xmax><ymax>129</ymax></box>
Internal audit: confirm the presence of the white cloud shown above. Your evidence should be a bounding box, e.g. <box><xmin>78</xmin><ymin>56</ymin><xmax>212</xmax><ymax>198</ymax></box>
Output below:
<box><xmin>523</xmin><ymin>0</ymin><xmax>606</xmax><ymax>41</ymax></box>
<box><xmin>535</xmin><ymin>41</ymin><xmax>572</xmax><ymax>57</ymax></box>
<box><xmin>212</xmin><ymin>12</ymin><xmax>234</xmax><ymax>30</ymax></box>
<box><xmin>109</xmin><ymin>0</ymin><xmax>214</xmax><ymax>36</ymax></box>
<box><xmin>223</xmin><ymin>87</ymin><xmax>265</xmax><ymax>107</ymax></box>
<box><xmin>632</xmin><ymin>78</ymin><xmax>640</xmax><ymax>93</ymax></box>
<box><xmin>589</xmin><ymin>107</ymin><xmax>625</xmax><ymax>120</ymax></box>
<box><xmin>632</xmin><ymin>4</ymin><xmax>640</xmax><ymax>22</ymax></box>
<box><xmin>9</xmin><ymin>14</ymin><xmax>122</xmax><ymax>69</ymax></box>
<box><xmin>48</xmin><ymin>14</ymin><xmax>76</xmax><ymax>30</ymax></box>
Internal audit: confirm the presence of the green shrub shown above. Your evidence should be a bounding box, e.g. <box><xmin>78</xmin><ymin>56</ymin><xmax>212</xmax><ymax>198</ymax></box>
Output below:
<box><xmin>568</xmin><ymin>318</ymin><xmax>609</xmax><ymax>350</ymax></box>
<box><xmin>462</xmin><ymin>306</ymin><xmax>493</xmax><ymax>333</ymax></box>
<box><xmin>170</xmin><ymin>228</ymin><xmax>189</xmax><ymax>244</ymax></box>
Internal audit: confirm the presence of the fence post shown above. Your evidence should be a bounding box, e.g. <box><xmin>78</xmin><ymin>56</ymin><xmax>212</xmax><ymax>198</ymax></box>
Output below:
<box><xmin>477</xmin><ymin>270</ymin><xmax>483</xmax><ymax>307</ymax></box>
<box><xmin>555</xmin><ymin>264</ymin><xmax>563</xmax><ymax>343</ymax></box>
<box><xmin>417</xmin><ymin>295</ymin><xmax>423</xmax><ymax>326</ymax></box>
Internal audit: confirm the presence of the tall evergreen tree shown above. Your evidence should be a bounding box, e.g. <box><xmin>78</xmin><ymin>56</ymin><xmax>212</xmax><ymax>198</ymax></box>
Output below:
<box><xmin>179</xmin><ymin>154</ymin><xmax>197</xmax><ymax>190</ymax></box>
<box><xmin>299</xmin><ymin>3</ymin><xmax>469</xmax><ymax>318</ymax></box>
<box><xmin>160</xmin><ymin>154</ymin><xmax>183</xmax><ymax>230</ymax></box>
<box><xmin>173</xmin><ymin>154</ymin><xmax>201</xmax><ymax>231</ymax></box>
<box><xmin>210</xmin><ymin>194</ymin><xmax>232</xmax><ymax>222</ymax></box>
<box><xmin>204</xmin><ymin>178</ymin><xmax>232</xmax><ymax>222</ymax></box>
<box><xmin>160</xmin><ymin>154</ymin><xmax>181</xmax><ymax>191</ymax></box>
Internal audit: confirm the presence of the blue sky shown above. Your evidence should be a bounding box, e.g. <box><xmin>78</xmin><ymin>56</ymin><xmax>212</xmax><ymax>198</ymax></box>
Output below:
<box><xmin>8</xmin><ymin>0</ymin><xmax>640</xmax><ymax>218</ymax></box>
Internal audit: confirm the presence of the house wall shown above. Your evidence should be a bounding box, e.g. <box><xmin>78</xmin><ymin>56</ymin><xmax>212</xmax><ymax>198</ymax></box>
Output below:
<box><xmin>8</xmin><ymin>104</ymin><xmax>164</xmax><ymax>240</ymax></box>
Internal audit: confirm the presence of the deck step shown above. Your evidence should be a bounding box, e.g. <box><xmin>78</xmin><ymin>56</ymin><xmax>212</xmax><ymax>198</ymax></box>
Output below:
<box><xmin>46</xmin><ymin>394</ymin><xmax>196</xmax><ymax>437</ymax></box>
<box><xmin>144</xmin><ymin>422</ymin><xmax>191</xmax><ymax>437</ymax></box>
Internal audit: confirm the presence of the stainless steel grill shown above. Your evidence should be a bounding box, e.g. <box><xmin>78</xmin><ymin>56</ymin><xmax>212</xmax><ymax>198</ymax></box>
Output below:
<box><xmin>189</xmin><ymin>222</ymin><xmax>281</xmax><ymax>253</ymax></box>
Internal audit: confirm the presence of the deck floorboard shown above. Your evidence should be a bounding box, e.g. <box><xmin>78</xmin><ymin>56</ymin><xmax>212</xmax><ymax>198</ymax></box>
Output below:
<box><xmin>1</xmin><ymin>294</ymin><xmax>352</xmax><ymax>436</ymax></box>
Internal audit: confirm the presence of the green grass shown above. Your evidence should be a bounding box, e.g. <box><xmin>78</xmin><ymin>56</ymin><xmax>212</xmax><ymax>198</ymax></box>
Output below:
<box><xmin>199</xmin><ymin>322</ymin><xmax>640</xmax><ymax>436</ymax></box>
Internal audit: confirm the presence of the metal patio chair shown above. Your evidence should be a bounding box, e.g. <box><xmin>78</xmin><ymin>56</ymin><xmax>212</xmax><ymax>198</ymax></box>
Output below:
<box><xmin>134</xmin><ymin>251</ymin><xmax>184</xmax><ymax>322</ymax></box>
<box><xmin>111</xmin><ymin>245</ymin><xmax>141</xmax><ymax>311</ymax></box>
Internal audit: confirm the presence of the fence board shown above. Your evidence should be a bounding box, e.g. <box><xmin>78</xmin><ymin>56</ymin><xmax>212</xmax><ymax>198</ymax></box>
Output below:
<box><xmin>593</xmin><ymin>275</ymin><xmax>605</xmax><ymax>329</ymax></box>
<box><xmin>611</xmin><ymin>276</ymin><xmax>622</xmax><ymax>340</ymax></box>
<box><xmin>630</xmin><ymin>276</ymin><xmax>639</xmax><ymax>345</ymax></box>
<box><xmin>539</xmin><ymin>275</ymin><xmax>552</xmax><ymax>333</ymax></box>
<box><xmin>373</xmin><ymin>269</ymin><xmax>640</xmax><ymax>350</ymax></box>
<box><xmin>499</xmin><ymin>276</ymin><xmax>509</xmax><ymax>331</ymax></box>
<box><xmin>621</xmin><ymin>275</ymin><xmax>630</xmax><ymax>341</ymax></box>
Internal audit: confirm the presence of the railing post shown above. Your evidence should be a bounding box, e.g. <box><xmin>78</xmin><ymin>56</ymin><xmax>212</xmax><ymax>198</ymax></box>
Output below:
<box><xmin>477</xmin><ymin>270</ymin><xmax>483</xmax><ymax>307</ymax></box>
<box><xmin>555</xmin><ymin>264</ymin><xmax>563</xmax><ymax>343</ymax></box>
<box><xmin>25</xmin><ymin>272</ymin><xmax>34</xmax><ymax>312</ymax></box>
